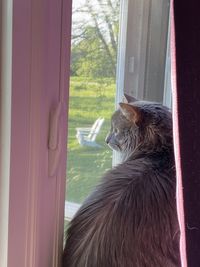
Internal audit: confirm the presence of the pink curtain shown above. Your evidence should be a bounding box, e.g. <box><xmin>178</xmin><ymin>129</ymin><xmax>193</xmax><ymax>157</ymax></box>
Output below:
<box><xmin>171</xmin><ymin>1</ymin><xmax>200</xmax><ymax>266</ymax></box>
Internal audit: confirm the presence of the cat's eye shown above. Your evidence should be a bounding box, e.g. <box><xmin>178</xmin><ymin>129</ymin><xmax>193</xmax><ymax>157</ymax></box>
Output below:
<box><xmin>114</xmin><ymin>128</ymin><xmax>119</xmax><ymax>134</ymax></box>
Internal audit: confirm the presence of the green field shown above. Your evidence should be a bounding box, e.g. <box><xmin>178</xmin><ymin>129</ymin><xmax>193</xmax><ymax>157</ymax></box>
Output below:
<box><xmin>66</xmin><ymin>77</ymin><xmax>115</xmax><ymax>203</ymax></box>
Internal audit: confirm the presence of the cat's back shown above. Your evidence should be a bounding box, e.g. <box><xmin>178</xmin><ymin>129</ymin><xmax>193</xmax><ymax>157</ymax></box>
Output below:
<box><xmin>63</xmin><ymin>156</ymin><xmax>180</xmax><ymax>267</ymax></box>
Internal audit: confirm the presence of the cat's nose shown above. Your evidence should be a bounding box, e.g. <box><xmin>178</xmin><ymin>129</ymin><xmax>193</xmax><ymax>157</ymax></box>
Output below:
<box><xmin>105</xmin><ymin>134</ymin><xmax>111</xmax><ymax>144</ymax></box>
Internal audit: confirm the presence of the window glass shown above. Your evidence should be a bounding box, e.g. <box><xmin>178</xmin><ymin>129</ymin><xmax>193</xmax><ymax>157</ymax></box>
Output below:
<box><xmin>65</xmin><ymin>0</ymin><xmax>171</xmax><ymax>222</ymax></box>
<box><xmin>66</xmin><ymin>0</ymin><xmax>120</xmax><ymax>220</ymax></box>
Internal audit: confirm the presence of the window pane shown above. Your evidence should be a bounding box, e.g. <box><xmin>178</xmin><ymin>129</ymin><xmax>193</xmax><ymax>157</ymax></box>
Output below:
<box><xmin>65</xmin><ymin>0</ymin><xmax>120</xmax><ymax>219</ymax></box>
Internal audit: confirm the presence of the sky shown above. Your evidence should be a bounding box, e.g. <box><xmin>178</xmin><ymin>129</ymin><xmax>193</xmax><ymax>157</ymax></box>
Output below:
<box><xmin>71</xmin><ymin>0</ymin><xmax>119</xmax><ymax>43</ymax></box>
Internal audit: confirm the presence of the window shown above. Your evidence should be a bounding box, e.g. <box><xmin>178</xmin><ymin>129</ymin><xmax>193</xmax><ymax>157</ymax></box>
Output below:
<box><xmin>65</xmin><ymin>0</ymin><xmax>120</xmax><ymax>221</ymax></box>
<box><xmin>65</xmin><ymin>0</ymin><xmax>171</xmax><ymax>222</ymax></box>
<box><xmin>0</xmin><ymin>1</ymin><xmax>71</xmax><ymax>266</ymax></box>
<box><xmin>0</xmin><ymin>0</ymin><xmax>172</xmax><ymax>265</ymax></box>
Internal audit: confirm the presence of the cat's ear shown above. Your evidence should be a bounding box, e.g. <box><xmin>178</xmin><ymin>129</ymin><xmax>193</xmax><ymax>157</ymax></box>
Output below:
<box><xmin>124</xmin><ymin>93</ymin><xmax>137</xmax><ymax>103</ymax></box>
<box><xmin>119</xmin><ymin>103</ymin><xmax>142</xmax><ymax>125</ymax></box>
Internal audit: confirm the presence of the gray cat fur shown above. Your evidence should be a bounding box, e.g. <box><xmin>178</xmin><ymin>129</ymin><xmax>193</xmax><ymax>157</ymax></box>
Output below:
<box><xmin>63</xmin><ymin>99</ymin><xmax>180</xmax><ymax>267</ymax></box>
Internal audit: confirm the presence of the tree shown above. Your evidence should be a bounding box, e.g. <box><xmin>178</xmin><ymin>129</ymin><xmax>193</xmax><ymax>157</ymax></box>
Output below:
<box><xmin>71</xmin><ymin>0</ymin><xmax>120</xmax><ymax>78</ymax></box>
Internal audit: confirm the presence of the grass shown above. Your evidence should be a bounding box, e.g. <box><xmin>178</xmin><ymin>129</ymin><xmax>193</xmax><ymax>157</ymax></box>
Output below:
<box><xmin>66</xmin><ymin>76</ymin><xmax>115</xmax><ymax>203</ymax></box>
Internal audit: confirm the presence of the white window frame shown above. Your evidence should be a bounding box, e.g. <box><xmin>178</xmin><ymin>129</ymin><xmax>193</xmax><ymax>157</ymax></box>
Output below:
<box><xmin>0</xmin><ymin>1</ymin><xmax>72</xmax><ymax>266</ymax></box>
<box><xmin>116</xmin><ymin>0</ymin><xmax>171</xmax><ymax>104</ymax></box>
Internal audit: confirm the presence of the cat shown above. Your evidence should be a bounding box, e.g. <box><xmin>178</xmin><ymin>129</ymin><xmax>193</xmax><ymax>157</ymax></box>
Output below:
<box><xmin>63</xmin><ymin>95</ymin><xmax>181</xmax><ymax>267</ymax></box>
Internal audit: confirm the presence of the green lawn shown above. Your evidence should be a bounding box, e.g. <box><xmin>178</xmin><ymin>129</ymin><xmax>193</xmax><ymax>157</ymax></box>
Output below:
<box><xmin>66</xmin><ymin>77</ymin><xmax>115</xmax><ymax>203</ymax></box>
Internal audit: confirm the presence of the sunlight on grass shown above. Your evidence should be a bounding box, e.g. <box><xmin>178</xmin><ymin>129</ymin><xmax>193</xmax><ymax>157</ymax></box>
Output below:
<box><xmin>66</xmin><ymin>77</ymin><xmax>115</xmax><ymax>203</ymax></box>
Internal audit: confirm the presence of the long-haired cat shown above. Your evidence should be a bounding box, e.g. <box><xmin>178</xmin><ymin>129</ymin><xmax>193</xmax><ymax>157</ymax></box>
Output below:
<box><xmin>63</xmin><ymin>96</ymin><xmax>180</xmax><ymax>267</ymax></box>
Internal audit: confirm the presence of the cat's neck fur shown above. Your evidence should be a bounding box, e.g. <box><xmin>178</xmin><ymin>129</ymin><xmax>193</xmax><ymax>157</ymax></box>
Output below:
<box><xmin>121</xmin><ymin>134</ymin><xmax>174</xmax><ymax>167</ymax></box>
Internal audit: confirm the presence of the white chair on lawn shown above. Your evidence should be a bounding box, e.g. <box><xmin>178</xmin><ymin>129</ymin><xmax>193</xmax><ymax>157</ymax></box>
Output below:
<box><xmin>76</xmin><ymin>117</ymin><xmax>105</xmax><ymax>147</ymax></box>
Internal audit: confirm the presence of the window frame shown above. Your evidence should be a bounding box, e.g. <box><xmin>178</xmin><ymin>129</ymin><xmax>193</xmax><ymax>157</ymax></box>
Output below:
<box><xmin>0</xmin><ymin>1</ymin><xmax>72</xmax><ymax>266</ymax></box>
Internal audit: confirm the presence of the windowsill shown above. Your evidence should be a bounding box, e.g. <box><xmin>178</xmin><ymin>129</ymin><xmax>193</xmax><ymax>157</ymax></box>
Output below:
<box><xmin>65</xmin><ymin>201</ymin><xmax>81</xmax><ymax>221</ymax></box>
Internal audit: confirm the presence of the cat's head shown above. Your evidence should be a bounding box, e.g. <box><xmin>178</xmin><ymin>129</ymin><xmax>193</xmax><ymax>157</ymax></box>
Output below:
<box><xmin>105</xmin><ymin>96</ymin><xmax>172</xmax><ymax>155</ymax></box>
